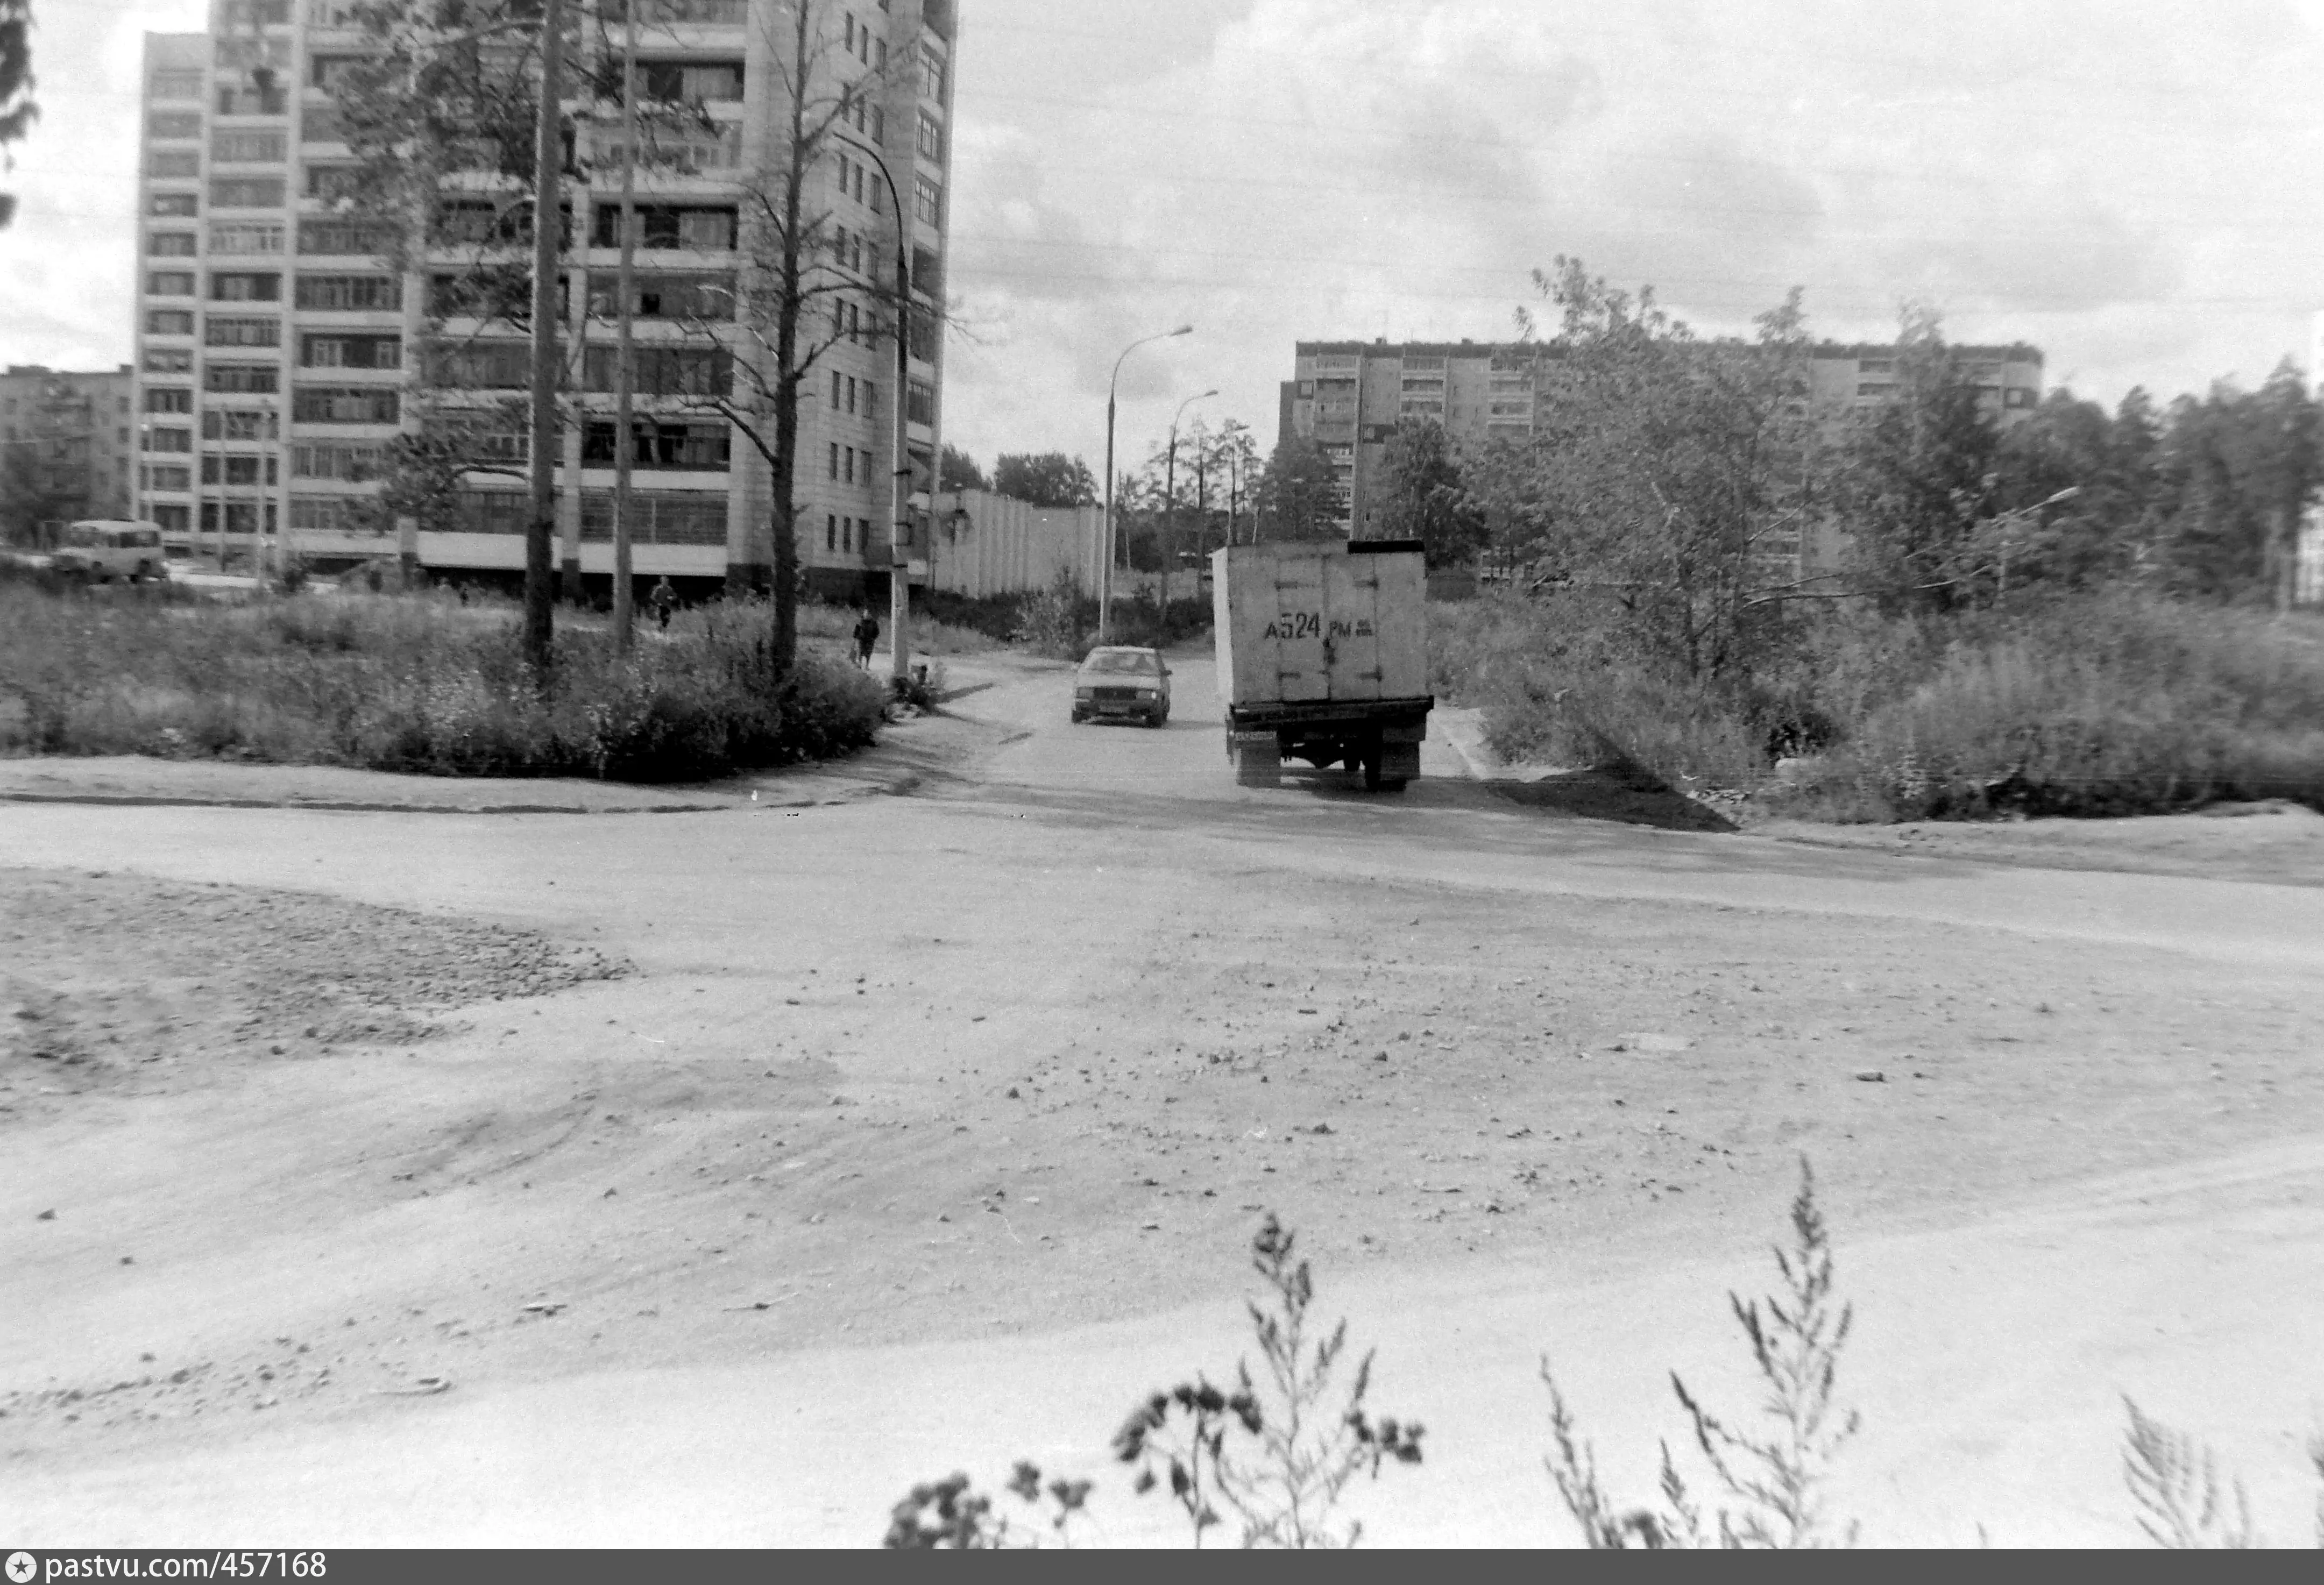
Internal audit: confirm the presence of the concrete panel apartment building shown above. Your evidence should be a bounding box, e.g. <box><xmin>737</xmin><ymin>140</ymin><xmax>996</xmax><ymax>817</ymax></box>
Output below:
<box><xmin>1</xmin><ymin>365</ymin><xmax>138</xmax><ymax>542</ymax></box>
<box><xmin>131</xmin><ymin>0</ymin><xmax>958</xmax><ymax>595</ymax></box>
<box><xmin>1279</xmin><ymin>337</ymin><xmax>2045</xmax><ymax>573</ymax></box>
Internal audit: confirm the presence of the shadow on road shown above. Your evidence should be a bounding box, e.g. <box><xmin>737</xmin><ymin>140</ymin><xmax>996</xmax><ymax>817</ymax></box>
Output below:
<box><xmin>1486</xmin><ymin>768</ymin><xmax>1739</xmax><ymax>834</ymax></box>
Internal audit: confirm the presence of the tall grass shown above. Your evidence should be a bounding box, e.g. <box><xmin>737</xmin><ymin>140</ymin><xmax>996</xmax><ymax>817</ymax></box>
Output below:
<box><xmin>1428</xmin><ymin>588</ymin><xmax>2324</xmax><ymax>820</ymax></box>
<box><xmin>0</xmin><ymin>580</ymin><xmax>885</xmax><ymax>781</ymax></box>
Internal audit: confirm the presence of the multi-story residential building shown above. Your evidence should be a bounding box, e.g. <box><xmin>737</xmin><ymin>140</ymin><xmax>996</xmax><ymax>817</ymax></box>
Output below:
<box><xmin>0</xmin><ymin>365</ymin><xmax>138</xmax><ymax>543</ymax></box>
<box><xmin>132</xmin><ymin>0</ymin><xmax>957</xmax><ymax>596</ymax></box>
<box><xmin>1279</xmin><ymin>337</ymin><xmax>2045</xmax><ymax>544</ymax></box>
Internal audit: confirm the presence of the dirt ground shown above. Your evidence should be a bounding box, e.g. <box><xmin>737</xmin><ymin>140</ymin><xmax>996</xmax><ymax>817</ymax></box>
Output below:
<box><xmin>3</xmin><ymin>649</ymin><xmax>2321</xmax><ymax>1546</ymax></box>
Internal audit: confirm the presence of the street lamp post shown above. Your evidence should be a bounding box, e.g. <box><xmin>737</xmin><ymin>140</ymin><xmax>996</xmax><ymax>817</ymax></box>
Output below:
<box><xmin>1101</xmin><ymin>324</ymin><xmax>1191</xmax><ymax>644</ymax></box>
<box><xmin>838</xmin><ymin>133</ymin><xmax>915</xmax><ymax>692</ymax></box>
<box><xmin>1163</xmin><ymin>388</ymin><xmax>1215</xmax><ymax>612</ymax></box>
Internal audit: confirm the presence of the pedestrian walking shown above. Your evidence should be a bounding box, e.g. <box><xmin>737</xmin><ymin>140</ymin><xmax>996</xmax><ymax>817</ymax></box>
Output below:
<box><xmin>852</xmin><ymin>608</ymin><xmax>880</xmax><ymax>669</ymax></box>
<box><xmin>649</xmin><ymin>577</ymin><xmax>677</xmax><ymax>631</ymax></box>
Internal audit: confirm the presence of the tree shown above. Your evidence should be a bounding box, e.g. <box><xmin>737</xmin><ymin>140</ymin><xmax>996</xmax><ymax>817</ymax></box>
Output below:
<box><xmin>0</xmin><ymin>0</ymin><xmax>32</xmax><ymax>228</ymax></box>
<box><xmin>1253</xmin><ymin>435</ymin><xmax>1340</xmax><ymax>542</ymax></box>
<box><xmin>939</xmin><ymin>444</ymin><xmax>988</xmax><ymax>493</ymax></box>
<box><xmin>683</xmin><ymin>0</ymin><xmax>918</xmax><ymax>674</ymax></box>
<box><xmin>2150</xmin><ymin>362</ymin><xmax>2318</xmax><ymax>607</ymax></box>
<box><xmin>1826</xmin><ymin>311</ymin><xmax>2004</xmax><ymax>613</ymax></box>
<box><xmin>1373</xmin><ymin>418</ymin><xmax>1487</xmax><ymax>568</ymax></box>
<box><xmin>993</xmin><ymin>451</ymin><xmax>1097</xmax><ymax>507</ymax></box>
<box><xmin>1520</xmin><ymin>258</ymin><xmax>1816</xmax><ymax>680</ymax></box>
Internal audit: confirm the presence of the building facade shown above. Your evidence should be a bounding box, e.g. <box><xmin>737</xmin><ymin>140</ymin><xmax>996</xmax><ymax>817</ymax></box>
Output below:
<box><xmin>1</xmin><ymin>365</ymin><xmax>137</xmax><ymax>543</ymax></box>
<box><xmin>1279</xmin><ymin>337</ymin><xmax>2045</xmax><ymax>540</ymax></box>
<box><xmin>132</xmin><ymin>0</ymin><xmax>957</xmax><ymax>594</ymax></box>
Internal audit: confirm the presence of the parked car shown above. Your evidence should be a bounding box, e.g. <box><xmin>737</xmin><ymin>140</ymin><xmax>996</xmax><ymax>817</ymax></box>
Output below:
<box><xmin>1071</xmin><ymin>645</ymin><xmax>1171</xmax><ymax>727</ymax></box>
<box><xmin>51</xmin><ymin>520</ymin><xmax>168</xmax><ymax>584</ymax></box>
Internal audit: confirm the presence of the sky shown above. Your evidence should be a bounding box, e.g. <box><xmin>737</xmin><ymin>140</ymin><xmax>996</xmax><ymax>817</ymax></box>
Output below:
<box><xmin>6</xmin><ymin>0</ymin><xmax>2323</xmax><ymax>475</ymax></box>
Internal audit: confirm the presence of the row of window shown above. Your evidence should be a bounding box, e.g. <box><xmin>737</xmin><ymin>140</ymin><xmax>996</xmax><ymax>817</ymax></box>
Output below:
<box><xmin>828</xmin><ymin>369</ymin><xmax>877</xmax><ymax>417</ymax></box>
<box><xmin>579</xmin><ymin>420</ymin><xmax>730</xmax><ymax>471</ymax></box>
<box><xmin>146</xmin><ymin>389</ymin><xmax>402</xmax><ymax>432</ymax></box>
<box><xmin>825</xmin><ymin>513</ymin><xmax>872</xmax><ymax>554</ymax></box>
<box><xmin>829</xmin><ymin>441</ymin><xmax>875</xmax><ymax>487</ymax></box>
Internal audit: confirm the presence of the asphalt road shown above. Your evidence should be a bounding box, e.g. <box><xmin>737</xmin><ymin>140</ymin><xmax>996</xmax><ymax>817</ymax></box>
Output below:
<box><xmin>3</xmin><ymin>648</ymin><xmax>2321</xmax><ymax>1546</ymax></box>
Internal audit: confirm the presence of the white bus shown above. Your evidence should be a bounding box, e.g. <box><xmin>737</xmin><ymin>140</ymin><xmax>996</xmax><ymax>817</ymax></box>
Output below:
<box><xmin>52</xmin><ymin>520</ymin><xmax>170</xmax><ymax>584</ymax></box>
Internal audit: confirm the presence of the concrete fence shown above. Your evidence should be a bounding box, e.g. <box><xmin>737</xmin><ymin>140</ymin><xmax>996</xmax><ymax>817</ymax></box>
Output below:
<box><xmin>924</xmin><ymin>489</ymin><xmax>1107</xmax><ymax>601</ymax></box>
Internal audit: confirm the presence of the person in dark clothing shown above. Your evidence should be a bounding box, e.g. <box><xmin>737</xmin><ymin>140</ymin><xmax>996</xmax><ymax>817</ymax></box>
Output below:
<box><xmin>851</xmin><ymin>609</ymin><xmax>880</xmax><ymax>669</ymax></box>
<box><xmin>649</xmin><ymin>577</ymin><xmax>678</xmax><ymax>631</ymax></box>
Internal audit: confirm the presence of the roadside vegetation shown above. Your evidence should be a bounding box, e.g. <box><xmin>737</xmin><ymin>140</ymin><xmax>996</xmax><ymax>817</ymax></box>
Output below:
<box><xmin>891</xmin><ymin>1163</ymin><xmax>2324</xmax><ymax>1548</ymax></box>
<box><xmin>1413</xmin><ymin>260</ymin><xmax>2324</xmax><ymax>821</ymax></box>
<box><xmin>0</xmin><ymin>572</ymin><xmax>884</xmax><ymax>781</ymax></box>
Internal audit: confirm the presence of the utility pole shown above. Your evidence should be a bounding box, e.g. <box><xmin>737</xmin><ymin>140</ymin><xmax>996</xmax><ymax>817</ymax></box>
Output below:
<box><xmin>1101</xmin><ymin>324</ymin><xmax>1191</xmax><ymax>643</ymax></box>
<box><xmin>838</xmin><ymin>134</ymin><xmax>913</xmax><ymax>692</ymax></box>
<box><xmin>524</xmin><ymin>0</ymin><xmax>566</xmax><ymax>674</ymax></box>
<box><xmin>611</xmin><ymin>0</ymin><xmax>638</xmax><ymax>650</ymax></box>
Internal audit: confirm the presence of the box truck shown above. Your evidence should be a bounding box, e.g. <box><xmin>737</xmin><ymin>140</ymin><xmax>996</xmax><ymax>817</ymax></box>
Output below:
<box><xmin>1210</xmin><ymin>538</ymin><xmax>1433</xmax><ymax>791</ymax></box>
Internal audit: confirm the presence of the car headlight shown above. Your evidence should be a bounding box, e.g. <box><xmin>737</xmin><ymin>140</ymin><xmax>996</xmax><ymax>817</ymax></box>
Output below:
<box><xmin>1075</xmin><ymin>685</ymin><xmax>1093</xmax><ymax>699</ymax></box>
<box><xmin>1134</xmin><ymin>687</ymin><xmax>1156</xmax><ymax>698</ymax></box>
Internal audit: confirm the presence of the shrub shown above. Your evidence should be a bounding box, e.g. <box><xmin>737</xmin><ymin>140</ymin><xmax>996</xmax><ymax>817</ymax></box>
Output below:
<box><xmin>1011</xmin><ymin>572</ymin><xmax>1085</xmax><ymax>659</ymax></box>
<box><xmin>0</xmin><ymin>583</ymin><xmax>884</xmax><ymax>780</ymax></box>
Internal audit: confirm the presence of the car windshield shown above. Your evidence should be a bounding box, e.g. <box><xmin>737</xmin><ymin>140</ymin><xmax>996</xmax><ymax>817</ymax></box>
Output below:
<box><xmin>62</xmin><ymin>525</ymin><xmax>102</xmax><ymax>548</ymax></box>
<box><xmin>1082</xmin><ymin>651</ymin><xmax>1156</xmax><ymax>675</ymax></box>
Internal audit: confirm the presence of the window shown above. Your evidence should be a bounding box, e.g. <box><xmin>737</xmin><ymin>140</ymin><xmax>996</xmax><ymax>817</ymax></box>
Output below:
<box><xmin>293</xmin><ymin>386</ymin><xmax>400</xmax><ymax>424</ymax></box>
<box><xmin>917</xmin><ymin>111</ymin><xmax>943</xmax><ymax>161</ymax></box>
<box><xmin>831</xmin><ymin>368</ymin><xmax>842</xmax><ymax>410</ymax></box>
<box><xmin>306</xmin><ymin>166</ymin><xmax>364</xmax><ymax>202</ymax></box>
<box><xmin>143</xmin><ymin>347</ymin><xmax>195</xmax><ymax>373</ymax></box>
<box><xmin>209</xmin><ymin>271</ymin><xmax>282</xmax><ymax>301</ymax></box>
<box><xmin>291</xmin><ymin>442</ymin><xmax>384</xmax><ymax>480</ymax></box>
<box><xmin>585</xmin><ymin>273</ymin><xmax>734</xmax><ymax>319</ymax></box>
<box><xmin>577</xmin><ymin>491</ymin><xmax>727</xmax><ymax>546</ymax></box>
<box><xmin>1856</xmin><ymin>382</ymin><xmax>1895</xmax><ymax>398</ymax></box>
<box><xmin>204</xmin><ymin>364</ymin><xmax>280</xmax><ymax>394</ymax></box>
<box><xmin>210</xmin><ymin>222</ymin><xmax>286</xmax><ymax>253</ymax></box>
<box><xmin>579</xmin><ymin>344</ymin><xmax>731</xmax><ymax>395</ymax></box>
<box><xmin>214</xmin><ymin>83</ymin><xmax>288</xmax><ymax>117</ymax></box>
<box><xmin>144</xmin><ymin>428</ymin><xmax>193</xmax><ymax>453</ymax></box>
<box><xmin>451</xmin><ymin>491</ymin><xmax>528</xmax><ymax>535</ymax></box>
<box><xmin>146</xmin><ymin>465</ymin><xmax>193</xmax><ymax>492</ymax></box>
<box><xmin>296</xmin><ymin>274</ymin><xmax>401</xmax><ymax>310</ymax></box>
<box><xmin>147</xmin><ymin>231</ymin><xmax>197</xmax><ymax>258</ymax></box>
<box><xmin>1857</xmin><ymin>359</ymin><xmax>1894</xmax><ymax>374</ymax></box>
<box><xmin>300</xmin><ymin>333</ymin><xmax>400</xmax><ymax>369</ymax></box>
<box><xmin>288</xmin><ymin>496</ymin><xmax>379</xmax><ymax>534</ymax></box>
<box><xmin>149</xmin><ymin>193</ymin><xmax>200</xmax><ymax>218</ymax></box>
<box><xmin>222</xmin><ymin>0</ymin><xmax>292</xmax><ymax>26</ymax></box>
<box><xmin>145</xmin><ymin>309</ymin><xmax>196</xmax><ymax>336</ymax></box>
<box><xmin>424</xmin><ymin>341</ymin><xmax>530</xmax><ymax>389</ymax></box>
<box><xmin>632</xmin><ymin>60</ymin><xmax>744</xmax><ymax>102</ymax></box>
<box><xmin>300</xmin><ymin>107</ymin><xmax>344</xmax><ymax>144</ymax></box>
<box><xmin>151</xmin><ymin>69</ymin><xmax>204</xmax><ymax>102</ymax></box>
<box><xmin>913</xmin><ymin>175</ymin><xmax>940</xmax><ymax>225</ymax></box>
<box><xmin>203</xmin><ymin>409</ymin><xmax>277</xmax><ymax>440</ymax></box>
<box><xmin>298</xmin><ymin>219</ymin><xmax>390</xmax><ymax>255</ymax></box>
<box><xmin>211</xmin><ymin>129</ymin><xmax>287</xmax><ymax>165</ymax></box>
<box><xmin>906</xmin><ymin>379</ymin><xmax>934</xmax><ymax>426</ymax></box>
<box><xmin>590</xmin><ymin>204</ymin><xmax>738</xmax><ymax>250</ymax></box>
<box><xmin>144</xmin><ymin>387</ymin><xmax>194</xmax><ymax>414</ymax></box>
<box><xmin>147</xmin><ymin>149</ymin><xmax>200</xmax><ymax>179</ymax></box>
<box><xmin>920</xmin><ymin>43</ymin><xmax>945</xmax><ymax>98</ymax></box>
<box><xmin>207</xmin><ymin>316</ymin><xmax>281</xmax><ymax>346</ymax></box>
<box><xmin>912</xmin><ymin>244</ymin><xmax>940</xmax><ymax>298</ymax></box>
<box><xmin>844</xmin><ymin>445</ymin><xmax>856</xmax><ymax>484</ymax></box>
<box><xmin>828</xmin><ymin>442</ymin><xmax>839</xmax><ymax>480</ymax></box>
<box><xmin>580</xmin><ymin>419</ymin><xmax>731</xmax><ymax>471</ymax></box>
<box><xmin>147</xmin><ymin>109</ymin><xmax>203</xmax><ymax>139</ymax></box>
<box><xmin>847</xmin><ymin>375</ymin><xmax>858</xmax><ymax>415</ymax></box>
<box><xmin>152</xmin><ymin>503</ymin><xmax>192</xmax><ymax>533</ymax></box>
<box><xmin>307</xmin><ymin>55</ymin><xmax>370</xmax><ymax>90</ymax></box>
<box><xmin>202</xmin><ymin>454</ymin><xmax>268</xmax><ymax>487</ymax></box>
<box><xmin>146</xmin><ymin>270</ymin><xmax>196</xmax><ymax>296</ymax></box>
<box><xmin>2004</xmin><ymin>387</ymin><xmax>2036</xmax><ymax>409</ymax></box>
<box><xmin>826</xmin><ymin>513</ymin><xmax>837</xmax><ymax>550</ymax></box>
<box><xmin>428</xmin><ymin>266</ymin><xmax>535</xmax><ymax>320</ymax></box>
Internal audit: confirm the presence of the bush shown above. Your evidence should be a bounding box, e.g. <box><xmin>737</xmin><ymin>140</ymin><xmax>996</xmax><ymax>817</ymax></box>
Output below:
<box><xmin>1429</xmin><ymin>587</ymin><xmax>2324</xmax><ymax>820</ymax></box>
<box><xmin>0</xmin><ymin>582</ymin><xmax>884</xmax><ymax>781</ymax></box>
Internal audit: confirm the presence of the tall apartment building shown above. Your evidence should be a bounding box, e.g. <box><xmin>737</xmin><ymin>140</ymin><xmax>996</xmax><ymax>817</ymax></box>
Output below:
<box><xmin>1</xmin><ymin>365</ymin><xmax>137</xmax><ymax>542</ymax></box>
<box><xmin>1279</xmin><ymin>337</ymin><xmax>2045</xmax><ymax>541</ymax></box>
<box><xmin>132</xmin><ymin>0</ymin><xmax>958</xmax><ymax>595</ymax></box>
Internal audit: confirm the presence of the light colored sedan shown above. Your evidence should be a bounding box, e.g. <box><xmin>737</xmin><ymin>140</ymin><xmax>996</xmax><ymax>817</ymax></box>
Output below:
<box><xmin>1071</xmin><ymin>646</ymin><xmax>1172</xmax><ymax>727</ymax></box>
